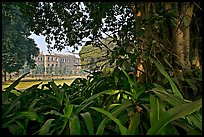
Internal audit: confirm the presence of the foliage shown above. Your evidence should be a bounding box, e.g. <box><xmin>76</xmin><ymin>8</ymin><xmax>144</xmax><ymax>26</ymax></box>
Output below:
<box><xmin>6</xmin><ymin>2</ymin><xmax>202</xmax><ymax>98</ymax></box>
<box><xmin>2</xmin><ymin>2</ymin><xmax>202</xmax><ymax>135</ymax></box>
<box><xmin>2</xmin><ymin>3</ymin><xmax>39</xmax><ymax>76</ymax></box>
<box><xmin>79</xmin><ymin>37</ymin><xmax>116</xmax><ymax>72</ymax></box>
<box><xmin>2</xmin><ymin>61</ymin><xmax>202</xmax><ymax>135</ymax></box>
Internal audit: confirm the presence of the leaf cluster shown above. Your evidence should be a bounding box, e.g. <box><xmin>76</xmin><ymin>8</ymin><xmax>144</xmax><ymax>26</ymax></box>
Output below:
<box><xmin>2</xmin><ymin>59</ymin><xmax>202</xmax><ymax>135</ymax></box>
<box><xmin>2</xmin><ymin>3</ymin><xmax>40</xmax><ymax>73</ymax></box>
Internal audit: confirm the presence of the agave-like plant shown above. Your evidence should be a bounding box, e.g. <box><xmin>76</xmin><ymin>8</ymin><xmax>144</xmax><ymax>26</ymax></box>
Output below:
<box><xmin>2</xmin><ymin>58</ymin><xmax>202</xmax><ymax>135</ymax></box>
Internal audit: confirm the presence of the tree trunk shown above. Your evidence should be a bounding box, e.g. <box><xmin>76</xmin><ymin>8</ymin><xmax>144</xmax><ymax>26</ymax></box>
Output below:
<box><xmin>171</xmin><ymin>2</ymin><xmax>196</xmax><ymax>69</ymax></box>
<box><xmin>182</xmin><ymin>2</ymin><xmax>194</xmax><ymax>68</ymax></box>
<box><xmin>175</xmin><ymin>27</ymin><xmax>185</xmax><ymax>66</ymax></box>
<box><xmin>192</xmin><ymin>45</ymin><xmax>201</xmax><ymax>69</ymax></box>
<box><xmin>132</xmin><ymin>2</ymin><xmax>144</xmax><ymax>78</ymax></box>
<box><xmin>172</xmin><ymin>2</ymin><xmax>185</xmax><ymax>67</ymax></box>
<box><xmin>3</xmin><ymin>70</ymin><xmax>7</xmax><ymax>81</ymax></box>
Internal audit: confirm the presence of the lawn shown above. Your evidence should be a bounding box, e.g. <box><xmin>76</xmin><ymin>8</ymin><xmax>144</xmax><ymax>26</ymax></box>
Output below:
<box><xmin>2</xmin><ymin>79</ymin><xmax>75</xmax><ymax>90</ymax></box>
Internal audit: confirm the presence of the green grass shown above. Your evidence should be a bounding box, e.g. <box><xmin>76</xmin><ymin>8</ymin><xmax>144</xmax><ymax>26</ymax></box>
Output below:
<box><xmin>2</xmin><ymin>79</ymin><xmax>75</xmax><ymax>90</ymax></box>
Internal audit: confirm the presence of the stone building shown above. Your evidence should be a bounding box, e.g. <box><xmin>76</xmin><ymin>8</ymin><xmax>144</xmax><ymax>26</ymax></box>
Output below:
<box><xmin>34</xmin><ymin>52</ymin><xmax>80</xmax><ymax>76</ymax></box>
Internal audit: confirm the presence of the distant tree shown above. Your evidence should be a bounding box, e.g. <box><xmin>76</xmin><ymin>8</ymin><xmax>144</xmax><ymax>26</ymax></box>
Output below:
<box><xmin>62</xmin><ymin>66</ymin><xmax>67</xmax><ymax>76</ymax></box>
<box><xmin>79</xmin><ymin>37</ymin><xmax>116</xmax><ymax>72</ymax></box>
<box><xmin>21</xmin><ymin>62</ymin><xmax>31</xmax><ymax>74</ymax></box>
<box><xmin>46</xmin><ymin>67</ymin><xmax>52</xmax><ymax>75</ymax></box>
<box><xmin>31</xmin><ymin>69</ymin><xmax>35</xmax><ymax>78</ymax></box>
<box><xmin>38</xmin><ymin>64</ymin><xmax>45</xmax><ymax>77</ymax></box>
<box><xmin>58</xmin><ymin>68</ymin><xmax>62</xmax><ymax>77</ymax></box>
<box><xmin>69</xmin><ymin>70</ymin><xmax>73</xmax><ymax>75</ymax></box>
<box><xmin>54</xmin><ymin>66</ymin><xmax>59</xmax><ymax>78</ymax></box>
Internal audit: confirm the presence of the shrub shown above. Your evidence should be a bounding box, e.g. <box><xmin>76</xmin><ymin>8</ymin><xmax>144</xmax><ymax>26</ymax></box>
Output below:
<box><xmin>2</xmin><ymin>60</ymin><xmax>202</xmax><ymax>135</ymax></box>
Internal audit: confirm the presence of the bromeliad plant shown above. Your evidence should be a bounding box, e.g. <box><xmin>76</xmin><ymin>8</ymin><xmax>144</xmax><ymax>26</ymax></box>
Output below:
<box><xmin>2</xmin><ymin>58</ymin><xmax>202</xmax><ymax>135</ymax></box>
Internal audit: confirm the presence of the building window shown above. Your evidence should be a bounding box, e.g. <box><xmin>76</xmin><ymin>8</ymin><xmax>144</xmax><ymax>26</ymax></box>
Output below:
<box><xmin>52</xmin><ymin>64</ymin><xmax>54</xmax><ymax>67</ymax></box>
<box><xmin>56</xmin><ymin>64</ymin><xmax>58</xmax><ymax>67</ymax></box>
<box><xmin>52</xmin><ymin>57</ymin><xmax>54</xmax><ymax>61</ymax></box>
<box><xmin>48</xmin><ymin>64</ymin><xmax>50</xmax><ymax>66</ymax></box>
<box><xmin>48</xmin><ymin>57</ymin><xmax>50</xmax><ymax>62</ymax></box>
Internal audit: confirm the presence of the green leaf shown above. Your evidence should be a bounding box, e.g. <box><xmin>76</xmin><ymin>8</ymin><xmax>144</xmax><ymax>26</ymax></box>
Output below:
<box><xmin>3</xmin><ymin>95</ymin><xmax>22</xmax><ymax>118</ymax></box>
<box><xmin>147</xmin><ymin>99</ymin><xmax>202</xmax><ymax>135</ymax></box>
<box><xmin>187</xmin><ymin>112</ymin><xmax>202</xmax><ymax>130</ymax></box>
<box><xmin>80</xmin><ymin>89</ymin><xmax>120</xmax><ymax>106</ymax></box>
<box><xmin>9</xmin><ymin>124</ymin><xmax>24</xmax><ymax>135</ymax></box>
<box><xmin>150</xmin><ymin>57</ymin><xmax>183</xmax><ymax>99</ymax></box>
<box><xmin>69</xmin><ymin>115</ymin><xmax>81</xmax><ymax>135</ymax></box>
<box><xmin>120</xmin><ymin>68</ymin><xmax>140</xmax><ymax>99</ymax></box>
<box><xmin>150</xmin><ymin>94</ymin><xmax>160</xmax><ymax>127</ymax></box>
<box><xmin>38</xmin><ymin>119</ymin><xmax>54</xmax><ymax>135</ymax></box>
<box><xmin>29</xmin><ymin>99</ymin><xmax>40</xmax><ymax>109</ymax></box>
<box><xmin>183</xmin><ymin>16</ymin><xmax>191</xmax><ymax>26</ymax></box>
<box><xmin>80</xmin><ymin>112</ymin><xmax>94</xmax><ymax>135</ymax></box>
<box><xmin>2</xmin><ymin>72</ymin><xmax>30</xmax><ymax>103</ymax></box>
<box><xmin>96</xmin><ymin>100</ymin><xmax>132</xmax><ymax>135</ymax></box>
<box><xmin>127</xmin><ymin>112</ymin><xmax>140</xmax><ymax>135</ymax></box>
<box><xmin>64</xmin><ymin>105</ymin><xmax>73</xmax><ymax>119</ymax></box>
<box><xmin>161</xmin><ymin>123</ymin><xmax>179</xmax><ymax>135</ymax></box>
<box><xmin>5</xmin><ymin>72</ymin><xmax>30</xmax><ymax>92</ymax></box>
<box><xmin>91</xmin><ymin>107</ymin><xmax>128</xmax><ymax>135</ymax></box>
<box><xmin>120</xmin><ymin>67</ymin><xmax>136</xmax><ymax>89</ymax></box>
<box><xmin>2</xmin><ymin>115</ymin><xmax>22</xmax><ymax>128</ymax></box>
<box><xmin>150</xmin><ymin>84</ymin><xmax>191</xmax><ymax>106</ymax></box>
<box><xmin>170</xmin><ymin>17</ymin><xmax>177</xmax><ymax>26</ymax></box>
<box><xmin>18</xmin><ymin>111</ymin><xmax>39</xmax><ymax>121</ymax></box>
<box><xmin>24</xmin><ymin>82</ymin><xmax>42</xmax><ymax>92</ymax></box>
<box><xmin>58</xmin><ymin>118</ymin><xmax>68</xmax><ymax>135</ymax></box>
<box><xmin>42</xmin><ymin>110</ymin><xmax>62</xmax><ymax>117</ymax></box>
<box><xmin>149</xmin><ymin>85</ymin><xmax>202</xmax><ymax>131</ymax></box>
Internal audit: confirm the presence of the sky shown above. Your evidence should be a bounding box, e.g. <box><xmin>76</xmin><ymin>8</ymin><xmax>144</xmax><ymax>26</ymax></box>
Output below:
<box><xmin>29</xmin><ymin>33</ymin><xmax>81</xmax><ymax>58</ymax></box>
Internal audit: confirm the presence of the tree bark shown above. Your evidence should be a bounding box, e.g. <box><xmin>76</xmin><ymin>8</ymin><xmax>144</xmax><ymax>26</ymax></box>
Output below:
<box><xmin>172</xmin><ymin>2</ymin><xmax>185</xmax><ymax>67</ymax></box>
<box><xmin>132</xmin><ymin>2</ymin><xmax>144</xmax><ymax>78</ymax></box>
<box><xmin>182</xmin><ymin>2</ymin><xmax>194</xmax><ymax>68</ymax></box>
<box><xmin>192</xmin><ymin>45</ymin><xmax>201</xmax><ymax>69</ymax></box>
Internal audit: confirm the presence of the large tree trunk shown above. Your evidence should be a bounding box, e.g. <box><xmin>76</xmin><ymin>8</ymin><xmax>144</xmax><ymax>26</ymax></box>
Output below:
<box><xmin>182</xmin><ymin>2</ymin><xmax>194</xmax><ymax>68</ymax></box>
<box><xmin>172</xmin><ymin>2</ymin><xmax>185</xmax><ymax>67</ymax></box>
<box><xmin>132</xmin><ymin>2</ymin><xmax>144</xmax><ymax>78</ymax></box>
<box><xmin>171</xmin><ymin>2</ymin><xmax>195</xmax><ymax>69</ymax></box>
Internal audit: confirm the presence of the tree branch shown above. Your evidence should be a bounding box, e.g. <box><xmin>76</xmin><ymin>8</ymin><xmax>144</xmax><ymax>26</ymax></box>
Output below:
<box><xmin>97</xmin><ymin>37</ymin><xmax>113</xmax><ymax>52</ymax></box>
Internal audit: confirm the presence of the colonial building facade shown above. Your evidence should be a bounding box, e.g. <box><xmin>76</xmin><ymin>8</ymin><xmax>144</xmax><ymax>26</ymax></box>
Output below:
<box><xmin>34</xmin><ymin>52</ymin><xmax>80</xmax><ymax>76</ymax></box>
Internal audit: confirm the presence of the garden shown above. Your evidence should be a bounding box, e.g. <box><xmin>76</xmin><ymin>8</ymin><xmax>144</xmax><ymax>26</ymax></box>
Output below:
<box><xmin>2</xmin><ymin>2</ymin><xmax>202</xmax><ymax>135</ymax></box>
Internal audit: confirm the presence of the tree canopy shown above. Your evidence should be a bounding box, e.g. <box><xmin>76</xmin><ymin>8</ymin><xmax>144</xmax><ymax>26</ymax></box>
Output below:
<box><xmin>16</xmin><ymin>2</ymin><xmax>202</xmax><ymax>69</ymax></box>
<box><xmin>2</xmin><ymin>2</ymin><xmax>202</xmax><ymax>97</ymax></box>
<box><xmin>2</xmin><ymin>2</ymin><xmax>40</xmax><ymax>79</ymax></box>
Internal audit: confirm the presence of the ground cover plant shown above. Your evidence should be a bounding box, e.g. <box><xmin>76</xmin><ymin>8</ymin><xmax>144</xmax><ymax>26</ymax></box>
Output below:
<box><xmin>2</xmin><ymin>58</ymin><xmax>202</xmax><ymax>135</ymax></box>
